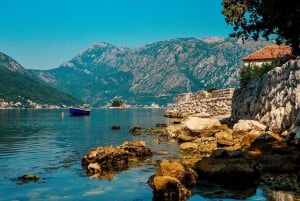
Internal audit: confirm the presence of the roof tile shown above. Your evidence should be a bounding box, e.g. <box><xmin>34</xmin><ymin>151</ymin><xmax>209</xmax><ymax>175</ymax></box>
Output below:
<box><xmin>243</xmin><ymin>45</ymin><xmax>292</xmax><ymax>61</ymax></box>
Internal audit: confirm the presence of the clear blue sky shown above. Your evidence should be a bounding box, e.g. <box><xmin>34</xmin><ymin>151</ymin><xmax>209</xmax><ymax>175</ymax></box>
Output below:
<box><xmin>0</xmin><ymin>0</ymin><xmax>232</xmax><ymax>70</ymax></box>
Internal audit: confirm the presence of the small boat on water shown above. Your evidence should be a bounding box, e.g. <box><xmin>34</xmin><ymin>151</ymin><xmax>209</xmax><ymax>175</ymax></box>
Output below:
<box><xmin>69</xmin><ymin>107</ymin><xmax>91</xmax><ymax>116</ymax></box>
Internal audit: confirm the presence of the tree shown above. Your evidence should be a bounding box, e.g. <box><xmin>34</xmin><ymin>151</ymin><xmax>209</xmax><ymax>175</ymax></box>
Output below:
<box><xmin>222</xmin><ymin>0</ymin><xmax>300</xmax><ymax>55</ymax></box>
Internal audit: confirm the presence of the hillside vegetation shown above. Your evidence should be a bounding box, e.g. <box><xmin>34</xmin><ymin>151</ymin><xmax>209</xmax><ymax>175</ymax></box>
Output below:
<box><xmin>0</xmin><ymin>52</ymin><xmax>82</xmax><ymax>107</ymax></box>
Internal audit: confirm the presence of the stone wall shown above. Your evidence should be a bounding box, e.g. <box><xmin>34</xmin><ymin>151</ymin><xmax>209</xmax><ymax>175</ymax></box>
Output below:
<box><xmin>165</xmin><ymin>88</ymin><xmax>235</xmax><ymax>118</ymax></box>
<box><xmin>231</xmin><ymin>59</ymin><xmax>300</xmax><ymax>133</ymax></box>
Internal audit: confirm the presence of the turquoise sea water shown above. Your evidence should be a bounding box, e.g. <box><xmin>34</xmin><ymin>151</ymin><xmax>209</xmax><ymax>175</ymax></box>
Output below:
<box><xmin>0</xmin><ymin>109</ymin><xmax>267</xmax><ymax>201</ymax></box>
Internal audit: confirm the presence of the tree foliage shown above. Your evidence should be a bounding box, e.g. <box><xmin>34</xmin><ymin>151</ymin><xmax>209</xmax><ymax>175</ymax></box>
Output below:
<box><xmin>222</xmin><ymin>0</ymin><xmax>300</xmax><ymax>55</ymax></box>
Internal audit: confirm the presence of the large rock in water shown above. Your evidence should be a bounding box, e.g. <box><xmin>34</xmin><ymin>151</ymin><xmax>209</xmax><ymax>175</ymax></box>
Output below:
<box><xmin>148</xmin><ymin>160</ymin><xmax>197</xmax><ymax>201</ymax></box>
<box><xmin>82</xmin><ymin>145</ymin><xmax>129</xmax><ymax>174</ymax></box>
<box><xmin>82</xmin><ymin>141</ymin><xmax>152</xmax><ymax>178</ymax></box>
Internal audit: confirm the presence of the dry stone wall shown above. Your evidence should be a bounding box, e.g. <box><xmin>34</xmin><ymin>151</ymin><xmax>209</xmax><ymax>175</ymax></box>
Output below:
<box><xmin>231</xmin><ymin>59</ymin><xmax>300</xmax><ymax>133</ymax></box>
<box><xmin>165</xmin><ymin>88</ymin><xmax>234</xmax><ymax>118</ymax></box>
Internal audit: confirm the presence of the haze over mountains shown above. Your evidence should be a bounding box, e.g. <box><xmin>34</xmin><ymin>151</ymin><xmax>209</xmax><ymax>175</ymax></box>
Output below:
<box><xmin>1</xmin><ymin>37</ymin><xmax>270</xmax><ymax>107</ymax></box>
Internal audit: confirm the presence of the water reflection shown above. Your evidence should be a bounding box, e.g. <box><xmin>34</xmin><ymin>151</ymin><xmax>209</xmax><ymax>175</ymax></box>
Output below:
<box><xmin>0</xmin><ymin>109</ymin><xmax>170</xmax><ymax>201</ymax></box>
<box><xmin>189</xmin><ymin>188</ymin><xmax>266</xmax><ymax>201</ymax></box>
<box><xmin>191</xmin><ymin>179</ymin><xmax>259</xmax><ymax>200</ymax></box>
<box><xmin>1</xmin><ymin>109</ymin><xmax>291</xmax><ymax>201</ymax></box>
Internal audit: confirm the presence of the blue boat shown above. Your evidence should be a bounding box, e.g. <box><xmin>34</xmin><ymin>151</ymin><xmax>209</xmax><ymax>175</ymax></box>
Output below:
<box><xmin>69</xmin><ymin>107</ymin><xmax>91</xmax><ymax>116</ymax></box>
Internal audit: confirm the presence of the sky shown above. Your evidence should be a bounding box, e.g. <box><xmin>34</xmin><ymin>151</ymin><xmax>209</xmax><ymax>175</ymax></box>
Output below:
<box><xmin>0</xmin><ymin>0</ymin><xmax>232</xmax><ymax>70</ymax></box>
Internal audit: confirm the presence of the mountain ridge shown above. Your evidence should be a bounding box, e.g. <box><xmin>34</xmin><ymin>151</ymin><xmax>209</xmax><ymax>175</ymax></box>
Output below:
<box><xmin>30</xmin><ymin>37</ymin><xmax>271</xmax><ymax>107</ymax></box>
<box><xmin>0</xmin><ymin>52</ymin><xmax>82</xmax><ymax>107</ymax></box>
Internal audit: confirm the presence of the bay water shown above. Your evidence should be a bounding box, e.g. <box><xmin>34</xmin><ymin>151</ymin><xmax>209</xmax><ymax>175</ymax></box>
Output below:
<box><xmin>0</xmin><ymin>109</ymin><xmax>267</xmax><ymax>201</ymax></box>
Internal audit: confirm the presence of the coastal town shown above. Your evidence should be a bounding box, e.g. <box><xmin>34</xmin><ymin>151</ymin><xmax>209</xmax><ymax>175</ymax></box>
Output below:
<box><xmin>0</xmin><ymin>98</ymin><xmax>162</xmax><ymax>109</ymax></box>
<box><xmin>0</xmin><ymin>98</ymin><xmax>64</xmax><ymax>109</ymax></box>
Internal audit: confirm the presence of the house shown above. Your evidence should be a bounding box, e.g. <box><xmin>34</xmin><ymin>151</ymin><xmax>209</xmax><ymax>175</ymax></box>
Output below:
<box><xmin>243</xmin><ymin>45</ymin><xmax>292</xmax><ymax>67</ymax></box>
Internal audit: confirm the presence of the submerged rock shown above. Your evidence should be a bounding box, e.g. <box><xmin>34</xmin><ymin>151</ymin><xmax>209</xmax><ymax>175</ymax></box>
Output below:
<box><xmin>129</xmin><ymin>125</ymin><xmax>167</xmax><ymax>135</ymax></box>
<box><xmin>111</xmin><ymin>125</ymin><xmax>121</xmax><ymax>130</ymax></box>
<box><xmin>129</xmin><ymin>125</ymin><xmax>142</xmax><ymax>134</ymax></box>
<box><xmin>261</xmin><ymin>173</ymin><xmax>299</xmax><ymax>192</ymax></box>
<box><xmin>194</xmin><ymin>157</ymin><xmax>258</xmax><ymax>185</ymax></box>
<box><xmin>17</xmin><ymin>174</ymin><xmax>39</xmax><ymax>184</ymax></box>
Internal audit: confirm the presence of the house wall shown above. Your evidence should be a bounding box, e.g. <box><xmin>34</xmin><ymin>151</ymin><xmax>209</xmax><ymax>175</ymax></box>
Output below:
<box><xmin>243</xmin><ymin>60</ymin><xmax>272</xmax><ymax>67</ymax></box>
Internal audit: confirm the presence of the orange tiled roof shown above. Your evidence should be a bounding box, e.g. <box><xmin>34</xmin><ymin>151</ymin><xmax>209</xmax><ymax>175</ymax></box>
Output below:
<box><xmin>243</xmin><ymin>45</ymin><xmax>292</xmax><ymax>61</ymax></box>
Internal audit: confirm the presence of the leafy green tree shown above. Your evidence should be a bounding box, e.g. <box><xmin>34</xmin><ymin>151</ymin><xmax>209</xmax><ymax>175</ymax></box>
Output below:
<box><xmin>222</xmin><ymin>0</ymin><xmax>300</xmax><ymax>55</ymax></box>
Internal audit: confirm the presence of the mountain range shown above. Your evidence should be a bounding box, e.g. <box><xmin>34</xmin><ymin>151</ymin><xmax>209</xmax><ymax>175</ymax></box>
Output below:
<box><xmin>1</xmin><ymin>37</ymin><xmax>271</xmax><ymax>107</ymax></box>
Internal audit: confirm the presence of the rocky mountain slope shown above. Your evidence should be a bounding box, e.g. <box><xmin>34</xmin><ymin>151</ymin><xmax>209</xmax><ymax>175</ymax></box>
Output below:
<box><xmin>32</xmin><ymin>37</ymin><xmax>270</xmax><ymax>107</ymax></box>
<box><xmin>0</xmin><ymin>52</ymin><xmax>82</xmax><ymax>107</ymax></box>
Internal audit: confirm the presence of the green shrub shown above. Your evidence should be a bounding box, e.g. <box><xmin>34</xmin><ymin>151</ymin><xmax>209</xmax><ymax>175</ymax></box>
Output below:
<box><xmin>239</xmin><ymin>58</ymin><xmax>282</xmax><ymax>87</ymax></box>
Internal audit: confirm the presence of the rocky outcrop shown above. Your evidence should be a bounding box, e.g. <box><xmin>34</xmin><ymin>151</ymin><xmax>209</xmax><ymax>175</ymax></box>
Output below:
<box><xmin>165</xmin><ymin>88</ymin><xmax>234</xmax><ymax>118</ymax></box>
<box><xmin>182</xmin><ymin>116</ymin><xmax>222</xmax><ymax>136</ymax></box>
<box><xmin>148</xmin><ymin>160</ymin><xmax>197</xmax><ymax>201</ymax></box>
<box><xmin>233</xmin><ymin>120</ymin><xmax>267</xmax><ymax>134</ymax></box>
<box><xmin>156</xmin><ymin>59</ymin><xmax>300</xmax><ymax>200</ymax></box>
<box><xmin>231</xmin><ymin>59</ymin><xmax>300</xmax><ymax>134</ymax></box>
<box><xmin>192</xmin><ymin>136</ymin><xmax>300</xmax><ymax>195</ymax></box>
<box><xmin>164</xmin><ymin>116</ymin><xmax>272</xmax><ymax>157</ymax></box>
<box><xmin>160</xmin><ymin>116</ymin><xmax>300</xmax><ymax>200</ymax></box>
<box><xmin>82</xmin><ymin>141</ymin><xmax>152</xmax><ymax>179</ymax></box>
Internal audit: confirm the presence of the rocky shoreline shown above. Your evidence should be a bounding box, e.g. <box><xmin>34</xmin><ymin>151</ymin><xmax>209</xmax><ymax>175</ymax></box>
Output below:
<box><xmin>82</xmin><ymin>59</ymin><xmax>300</xmax><ymax>200</ymax></box>
<box><xmin>82</xmin><ymin>117</ymin><xmax>300</xmax><ymax>200</ymax></box>
<box><xmin>160</xmin><ymin>116</ymin><xmax>300</xmax><ymax>200</ymax></box>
